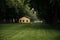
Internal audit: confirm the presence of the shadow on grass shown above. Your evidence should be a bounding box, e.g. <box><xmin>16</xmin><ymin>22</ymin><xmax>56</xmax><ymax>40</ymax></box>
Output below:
<box><xmin>0</xmin><ymin>23</ymin><xmax>60</xmax><ymax>30</ymax></box>
<box><xmin>25</xmin><ymin>23</ymin><xmax>60</xmax><ymax>30</ymax></box>
<box><xmin>0</xmin><ymin>36</ymin><xmax>4</xmax><ymax>40</ymax></box>
<box><xmin>54</xmin><ymin>36</ymin><xmax>60</xmax><ymax>40</ymax></box>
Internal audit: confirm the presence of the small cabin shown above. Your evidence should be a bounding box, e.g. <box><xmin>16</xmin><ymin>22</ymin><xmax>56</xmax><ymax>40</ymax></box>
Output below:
<box><xmin>19</xmin><ymin>16</ymin><xmax>30</xmax><ymax>23</ymax></box>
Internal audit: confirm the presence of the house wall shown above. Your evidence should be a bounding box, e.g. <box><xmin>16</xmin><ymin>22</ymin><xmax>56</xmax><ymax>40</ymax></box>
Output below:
<box><xmin>19</xmin><ymin>17</ymin><xmax>30</xmax><ymax>23</ymax></box>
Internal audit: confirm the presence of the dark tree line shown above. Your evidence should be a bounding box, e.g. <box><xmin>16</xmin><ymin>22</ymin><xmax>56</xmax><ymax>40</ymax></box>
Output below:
<box><xmin>30</xmin><ymin>0</ymin><xmax>60</xmax><ymax>26</ymax></box>
<box><xmin>0</xmin><ymin>0</ymin><xmax>60</xmax><ymax>26</ymax></box>
<box><xmin>0</xmin><ymin>0</ymin><xmax>30</xmax><ymax>23</ymax></box>
<box><xmin>0</xmin><ymin>1</ymin><xmax>17</xmax><ymax>23</ymax></box>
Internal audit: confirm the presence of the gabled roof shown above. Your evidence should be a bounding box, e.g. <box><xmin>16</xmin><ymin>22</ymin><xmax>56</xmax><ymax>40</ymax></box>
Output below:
<box><xmin>20</xmin><ymin>16</ymin><xmax>31</xmax><ymax>19</ymax></box>
<box><xmin>19</xmin><ymin>16</ymin><xmax>31</xmax><ymax>20</ymax></box>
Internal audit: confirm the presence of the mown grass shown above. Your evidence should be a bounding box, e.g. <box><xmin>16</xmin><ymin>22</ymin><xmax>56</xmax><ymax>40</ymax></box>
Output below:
<box><xmin>0</xmin><ymin>23</ymin><xmax>60</xmax><ymax>40</ymax></box>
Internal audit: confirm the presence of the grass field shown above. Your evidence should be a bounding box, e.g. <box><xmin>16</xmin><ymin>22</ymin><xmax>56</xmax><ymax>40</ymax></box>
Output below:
<box><xmin>0</xmin><ymin>23</ymin><xmax>60</xmax><ymax>40</ymax></box>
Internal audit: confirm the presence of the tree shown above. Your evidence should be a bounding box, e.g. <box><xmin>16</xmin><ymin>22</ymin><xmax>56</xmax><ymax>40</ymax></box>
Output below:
<box><xmin>6</xmin><ymin>0</ymin><xmax>38</xmax><ymax>22</ymax></box>
<box><xmin>30</xmin><ymin>0</ymin><xmax>60</xmax><ymax>26</ymax></box>
<box><xmin>0</xmin><ymin>0</ymin><xmax>38</xmax><ymax>23</ymax></box>
<box><xmin>0</xmin><ymin>0</ymin><xmax>7</xmax><ymax>23</ymax></box>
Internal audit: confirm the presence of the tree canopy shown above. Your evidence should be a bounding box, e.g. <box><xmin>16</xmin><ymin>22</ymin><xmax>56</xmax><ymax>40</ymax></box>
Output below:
<box><xmin>0</xmin><ymin>0</ymin><xmax>38</xmax><ymax>23</ymax></box>
<box><xmin>0</xmin><ymin>0</ymin><xmax>60</xmax><ymax>26</ymax></box>
<box><xmin>30</xmin><ymin>0</ymin><xmax>60</xmax><ymax>26</ymax></box>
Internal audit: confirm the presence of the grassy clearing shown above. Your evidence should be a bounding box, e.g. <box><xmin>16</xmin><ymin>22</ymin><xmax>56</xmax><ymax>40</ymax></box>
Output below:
<box><xmin>0</xmin><ymin>23</ymin><xmax>60</xmax><ymax>40</ymax></box>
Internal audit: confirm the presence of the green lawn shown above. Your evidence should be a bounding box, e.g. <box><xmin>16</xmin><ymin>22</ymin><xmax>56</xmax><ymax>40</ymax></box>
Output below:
<box><xmin>0</xmin><ymin>23</ymin><xmax>60</xmax><ymax>40</ymax></box>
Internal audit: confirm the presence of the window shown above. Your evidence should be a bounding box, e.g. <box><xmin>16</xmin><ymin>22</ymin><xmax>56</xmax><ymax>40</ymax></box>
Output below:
<box><xmin>23</xmin><ymin>20</ymin><xmax>24</xmax><ymax>22</ymax></box>
<box><xmin>20</xmin><ymin>20</ymin><xmax>21</xmax><ymax>22</ymax></box>
<box><xmin>26</xmin><ymin>20</ymin><xmax>28</xmax><ymax>22</ymax></box>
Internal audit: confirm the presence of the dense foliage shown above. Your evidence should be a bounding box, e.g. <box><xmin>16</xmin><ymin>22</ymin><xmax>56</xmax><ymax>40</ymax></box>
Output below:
<box><xmin>0</xmin><ymin>0</ymin><xmax>60</xmax><ymax>26</ymax></box>
<box><xmin>0</xmin><ymin>0</ymin><xmax>38</xmax><ymax>23</ymax></box>
<box><xmin>30</xmin><ymin>0</ymin><xmax>60</xmax><ymax>25</ymax></box>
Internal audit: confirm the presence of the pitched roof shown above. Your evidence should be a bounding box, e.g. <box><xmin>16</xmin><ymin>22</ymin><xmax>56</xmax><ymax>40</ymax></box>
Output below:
<box><xmin>19</xmin><ymin>16</ymin><xmax>30</xmax><ymax>20</ymax></box>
